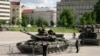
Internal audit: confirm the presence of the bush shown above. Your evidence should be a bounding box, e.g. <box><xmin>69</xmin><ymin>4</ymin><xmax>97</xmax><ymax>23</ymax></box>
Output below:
<box><xmin>0</xmin><ymin>20</ymin><xmax>5</xmax><ymax>26</ymax></box>
<box><xmin>21</xmin><ymin>14</ymin><xmax>29</xmax><ymax>27</ymax></box>
<box><xmin>36</xmin><ymin>17</ymin><xmax>48</xmax><ymax>27</ymax></box>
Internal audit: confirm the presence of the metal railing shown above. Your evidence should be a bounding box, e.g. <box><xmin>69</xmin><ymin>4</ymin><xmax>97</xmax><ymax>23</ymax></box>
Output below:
<box><xmin>0</xmin><ymin>44</ymin><xmax>18</xmax><ymax>56</ymax></box>
<box><xmin>0</xmin><ymin>44</ymin><xmax>36</xmax><ymax>56</ymax></box>
<box><xmin>0</xmin><ymin>41</ymin><xmax>69</xmax><ymax>56</ymax></box>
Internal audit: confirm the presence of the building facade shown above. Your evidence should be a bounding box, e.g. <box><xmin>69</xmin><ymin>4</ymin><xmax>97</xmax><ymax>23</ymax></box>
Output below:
<box><xmin>23</xmin><ymin>7</ymin><xmax>56</xmax><ymax>26</ymax></box>
<box><xmin>0</xmin><ymin>0</ymin><xmax>10</xmax><ymax>21</ymax></box>
<box><xmin>33</xmin><ymin>7</ymin><xmax>56</xmax><ymax>26</ymax></box>
<box><xmin>57</xmin><ymin>0</ymin><xmax>98</xmax><ymax>22</ymax></box>
<box><xmin>33</xmin><ymin>7</ymin><xmax>56</xmax><ymax>25</ymax></box>
<box><xmin>10</xmin><ymin>1</ymin><xmax>21</xmax><ymax>25</ymax></box>
<box><xmin>22</xmin><ymin>9</ymin><xmax>33</xmax><ymax>24</ymax></box>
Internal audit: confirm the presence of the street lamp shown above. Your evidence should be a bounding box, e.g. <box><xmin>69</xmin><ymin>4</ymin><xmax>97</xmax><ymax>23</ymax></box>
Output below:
<box><xmin>27</xmin><ymin>10</ymin><xmax>33</xmax><ymax>27</ymax></box>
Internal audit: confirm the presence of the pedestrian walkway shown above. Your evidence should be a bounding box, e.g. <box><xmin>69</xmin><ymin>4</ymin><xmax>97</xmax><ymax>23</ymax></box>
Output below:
<box><xmin>0</xmin><ymin>45</ymin><xmax>100</xmax><ymax>56</ymax></box>
<box><xmin>48</xmin><ymin>46</ymin><xmax>100</xmax><ymax>56</ymax></box>
<box><xmin>0</xmin><ymin>31</ymin><xmax>100</xmax><ymax>56</ymax></box>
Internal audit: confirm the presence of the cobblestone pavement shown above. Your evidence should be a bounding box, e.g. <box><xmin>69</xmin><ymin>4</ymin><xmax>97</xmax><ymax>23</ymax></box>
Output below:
<box><xmin>0</xmin><ymin>31</ymin><xmax>100</xmax><ymax>56</ymax></box>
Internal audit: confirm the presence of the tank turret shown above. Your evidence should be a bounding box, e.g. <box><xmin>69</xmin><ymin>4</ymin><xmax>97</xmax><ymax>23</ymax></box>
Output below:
<box><xmin>78</xmin><ymin>25</ymin><xmax>99</xmax><ymax>45</ymax></box>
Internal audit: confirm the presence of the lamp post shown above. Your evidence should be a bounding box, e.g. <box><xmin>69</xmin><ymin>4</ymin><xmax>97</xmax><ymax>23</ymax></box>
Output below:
<box><xmin>27</xmin><ymin>10</ymin><xmax>33</xmax><ymax>27</ymax></box>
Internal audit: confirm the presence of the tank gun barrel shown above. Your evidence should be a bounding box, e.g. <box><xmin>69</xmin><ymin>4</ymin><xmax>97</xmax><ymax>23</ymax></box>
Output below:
<box><xmin>20</xmin><ymin>30</ymin><xmax>50</xmax><ymax>38</ymax></box>
<box><xmin>20</xmin><ymin>30</ymin><xmax>34</xmax><ymax>36</ymax></box>
<box><xmin>20</xmin><ymin>30</ymin><xmax>65</xmax><ymax>41</ymax></box>
<box><xmin>20</xmin><ymin>30</ymin><xmax>56</xmax><ymax>41</ymax></box>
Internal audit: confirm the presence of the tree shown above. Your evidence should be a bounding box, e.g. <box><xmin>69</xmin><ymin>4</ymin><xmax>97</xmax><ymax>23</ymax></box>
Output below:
<box><xmin>16</xmin><ymin>19</ymin><xmax>21</xmax><ymax>25</ymax></box>
<box><xmin>30</xmin><ymin>19</ymin><xmax>35</xmax><ymax>26</ymax></box>
<box><xmin>0</xmin><ymin>20</ymin><xmax>5</xmax><ymax>26</ymax></box>
<box><xmin>43</xmin><ymin>20</ymin><xmax>48</xmax><ymax>26</ymax></box>
<box><xmin>50</xmin><ymin>20</ymin><xmax>55</xmax><ymax>27</ymax></box>
<box><xmin>94</xmin><ymin>0</ymin><xmax>100</xmax><ymax>24</ymax></box>
<box><xmin>88</xmin><ymin>14</ymin><xmax>93</xmax><ymax>24</ymax></box>
<box><xmin>21</xmin><ymin>14</ymin><xmax>29</xmax><ymax>27</ymax></box>
<box><xmin>80</xmin><ymin>12</ymin><xmax>96</xmax><ymax>25</ymax></box>
<box><xmin>11</xmin><ymin>17</ymin><xmax>16</xmax><ymax>25</ymax></box>
<box><xmin>36</xmin><ymin>18</ymin><xmax>43</xmax><ymax>27</ymax></box>
<box><xmin>36</xmin><ymin>17</ymin><xmax>48</xmax><ymax>27</ymax></box>
<box><xmin>58</xmin><ymin>15</ymin><xmax>67</xmax><ymax>27</ymax></box>
<box><xmin>91</xmin><ymin>12</ymin><xmax>96</xmax><ymax>24</ymax></box>
<box><xmin>80</xmin><ymin>16</ymin><xmax>86</xmax><ymax>25</ymax></box>
<box><xmin>59</xmin><ymin>8</ymin><xmax>75</xmax><ymax>27</ymax></box>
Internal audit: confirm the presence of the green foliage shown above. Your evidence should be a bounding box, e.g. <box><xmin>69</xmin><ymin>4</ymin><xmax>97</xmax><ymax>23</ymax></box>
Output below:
<box><xmin>21</xmin><ymin>14</ymin><xmax>29</xmax><ymax>27</ymax></box>
<box><xmin>80</xmin><ymin>12</ymin><xmax>87</xmax><ymax>25</ymax></box>
<box><xmin>30</xmin><ymin>19</ymin><xmax>35</xmax><ymax>26</ymax></box>
<box><xmin>91</xmin><ymin>12</ymin><xmax>96</xmax><ymax>24</ymax></box>
<box><xmin>0</xmin><ymin>20</ymin><xmax>5</xmax><ymax>26</ymax></box>
<box><xmin>16</xmin><ymin>19</ymin><xmax>21</xmax><ymax>25</ymax></box>
<box><xmin>11</xmin><ymin>18</ymin><xmax>15</xmax><ymax>25</ymax></box>
<box><xmin>58</xmin><ymin>15</ymin><xmax>67</xmax><ymax>27</ymax></box>
<box><xmin>43</xmin><ymin>20</ymin><xmax>48</xmax><ymax>26</ymax></box>
<box><xmin>50</xmin><ymin>20</ymin><xmax>55</xmax><ymax>27</ymax></box>
<box><xmin>80</xmin><ymin>12</ymin><xmax>96</xmax><ymax>25</ymax></box>
<box><xmin>88</xmin><ymin>14</ymin><xmax>93</xmax><ymax>24</ymax></box>
<box><xmin>9</xmin><ymin>27</ymin><xmax>78</xmax><ymax>33</ymax></box>
<box><xmin>36</xmin><ymin>17</ymin><xmax>48</xmax><ymax>27</ymax></box>
<box><xmin>94</xmin><ymin>0</ymin><xmax>100</xmax><ymax>24</ymax></box>
<box><xmin>59</xmin><ymin>8</ymin><xmax>75</xmax><ymax>27</ymax></box>
<box><xmin>36</xmin><ymin>18</ymin><xmax>43</xmax><ymax>27</ymax></box>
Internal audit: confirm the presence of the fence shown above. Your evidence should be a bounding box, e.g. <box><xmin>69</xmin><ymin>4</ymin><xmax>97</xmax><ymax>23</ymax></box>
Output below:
<box><xmin>0</xmin><ymin>44</ymin><xmax>35</xmax><ymax>56</ymax></box>
<box><xmin>0</xmin><ymin>41</ymin><xmax>69</xmax><ymax>56</ymax></box>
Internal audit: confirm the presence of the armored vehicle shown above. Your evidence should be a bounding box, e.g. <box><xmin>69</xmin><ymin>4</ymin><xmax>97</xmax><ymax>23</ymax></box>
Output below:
<box><xmin>16</xmin><ymin>31</ymin><xmax>68</xmax><ymax>54</ymax></box>
<box><xmin>78</xmin><ymin>25</ymin><xmax>100</xmax><ymax>45</ymax></box>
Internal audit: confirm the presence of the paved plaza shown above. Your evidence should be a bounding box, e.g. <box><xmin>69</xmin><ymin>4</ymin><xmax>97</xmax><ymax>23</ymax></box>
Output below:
<box><xmin>0</xmin><ymin>31</ymin><xmax>100</xmax><ymax>56</ymax></box>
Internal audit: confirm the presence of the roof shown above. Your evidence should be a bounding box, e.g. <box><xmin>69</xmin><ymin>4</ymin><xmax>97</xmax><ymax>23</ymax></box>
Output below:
<box><xmin>22</xmin><ymin>9</ymin><xmax>33</xmax><ymax>14</ymax></box>
<box><xmin>11</xmin><ymin>2</ymin><xmax>20</xmax><ymax>5</ymax></box>
<box><xmin>34</xmin><ymin>7</ymin><xmax>56</xmax><ymax>11</ymax></box>
<box><xmin>35</xmin><ymin>7</ymin><xmax>51</xmax><ymax>11</ymax></box>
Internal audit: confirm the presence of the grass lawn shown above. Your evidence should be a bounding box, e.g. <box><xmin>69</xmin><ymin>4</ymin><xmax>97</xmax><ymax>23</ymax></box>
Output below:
<box><xmin>9</xmin><ymin>27</ymin><xmax>78</xmax><ymax>33</ymax></box>
<box><xmin>49</xmin><ymin>27</ymin><xmax>78</xmax><ymax>33</ymax></box>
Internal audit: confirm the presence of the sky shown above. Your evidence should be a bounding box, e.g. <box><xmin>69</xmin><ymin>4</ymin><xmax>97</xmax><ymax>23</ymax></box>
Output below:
<box><xmin>10</xmin><ymin>0</ymin><xmax>61</xmax><ymax>9</ymax></box>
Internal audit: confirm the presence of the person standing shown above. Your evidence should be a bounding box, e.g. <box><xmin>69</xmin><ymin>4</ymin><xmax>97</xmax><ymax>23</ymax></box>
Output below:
<box><xmin>73</xmin><ymin>32</ymin><xmax>76</xmax><ymax>38</ymax></box>
<box><xmin>73</xmin><ymin>32</ymin><xmax>79</xmax><ymax>53</ymax></box>
<box><xmin>68</xmin><ymin>32</ymin><xmax>79</xmax><ymax>53</ymax></box>
<box><xmin>75</xmin><ymin>39</ymin><xmax>79</xmax><ymax>53</ymax></box>
<box><xmin>42</xmin><ymin>42</ymin><xmax>48</xmax><ymax>56</ymax></box>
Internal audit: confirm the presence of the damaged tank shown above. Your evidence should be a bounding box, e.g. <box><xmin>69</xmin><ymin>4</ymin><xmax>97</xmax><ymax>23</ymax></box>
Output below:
<box><xmin>16</xmin><ymin>31</ymin><xmax>68</xmax><ymax>54</ymax></box>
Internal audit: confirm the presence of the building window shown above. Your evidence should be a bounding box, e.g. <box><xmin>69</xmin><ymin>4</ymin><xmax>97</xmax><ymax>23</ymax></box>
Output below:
<box><xmin>17</xmin><ymin>8</ymin><xmax>19</xmax><ymax>10</ymax></box>
<box><xmin>0</xmin><ymin>15</ymin><xmax>10</xmax><ymax>17</ymax></box>
<box><xmin>12</xmin><ymin>9</ymin><xmax>15</xmax><ymax>11</ymax></box>
<box><xmin>0</xmin><ymin>11</ymin><xmax>10</xmax><ymax>13</ymax></box>
<box><xmin>0</xmin><ymin>0</ymin><xmax>9</xmax><ymax>1</ymax></box>
<box><xmin>0</xmin><ymin>7</ymin><xmax>10</xmax><ymax>9</ymax></box>
<box><xmin>0</xmin><ymin>3</ymin><xmax>9</xmax><ymax>6</ymax></box>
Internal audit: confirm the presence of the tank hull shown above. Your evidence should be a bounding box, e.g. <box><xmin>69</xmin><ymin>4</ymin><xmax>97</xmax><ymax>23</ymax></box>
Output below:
<box><xmin>16</xmin><ymin>41</ymin><xmax>68</xmax><ymax>54</ymax></box>
<box><xmin>16</xmin><ymin>31</ymin><xmax>68</xmax><ymax>54</ymax></box>
<box><xmin>79</xmin><ymin>32</ymin><xmax>99</xmax><ymax>45</ymax></box>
